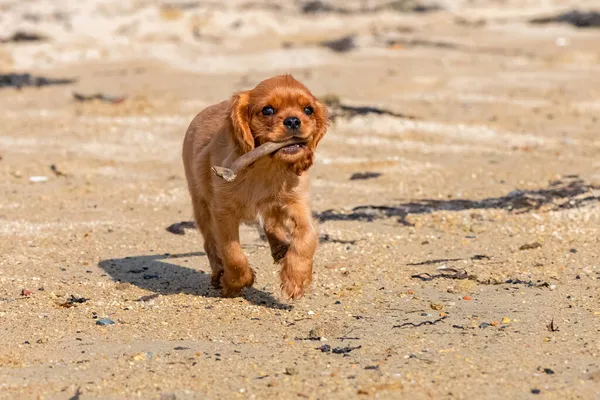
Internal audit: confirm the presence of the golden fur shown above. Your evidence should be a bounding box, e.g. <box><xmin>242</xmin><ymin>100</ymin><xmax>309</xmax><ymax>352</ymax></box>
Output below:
<box><xmin>182</xmin><ymin>75</ymin><xmax>328</xmax><ymax>299</ymax></box>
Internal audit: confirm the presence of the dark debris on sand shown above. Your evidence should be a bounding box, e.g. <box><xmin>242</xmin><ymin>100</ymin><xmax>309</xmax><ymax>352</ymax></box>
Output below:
<box><xmin>1</xmin><ymin>73</ymin><xmax>76</xmax><ymax>89</ymax></box>
<box><xmin>0</xmin><ymin>31</ymin><xmax>48</xmax><ymax>43</ymax></box>
<box><xmin>531</xmin><ymin>10</ymin><xmax>600</xmax><ymax>28</ymax></box>
<box><xmin>166</xmin><ymin>221</ymin><xmax>197</xmax><ymax>235</ymax></box>
<box><xmin>350</xmin><ymin>172</ymin><xmax>382</xmax><ymax>181</ymax></box>
<box><xmin>302</xmin><ymin>1</ymin><xmax>441</xmax><ymax>15</ymax></box>
<box><xmin>321</xmin><ymin>94</ymin><xmax>418</xmax><ymax>121</ymax></box>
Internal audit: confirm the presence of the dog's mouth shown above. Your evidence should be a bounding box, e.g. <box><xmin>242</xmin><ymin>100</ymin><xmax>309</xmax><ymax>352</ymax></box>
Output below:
<box><xmin>276</xmin><ymin>142</ymin><xmax>305</xmax><ymax>155</ymax></box>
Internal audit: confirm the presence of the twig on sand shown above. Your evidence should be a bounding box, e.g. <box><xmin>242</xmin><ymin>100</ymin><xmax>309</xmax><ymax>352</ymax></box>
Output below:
<box><xmin>393</xmin><ymin>315</ymin><xmax>448</xmax><ymax>329</ymax></box>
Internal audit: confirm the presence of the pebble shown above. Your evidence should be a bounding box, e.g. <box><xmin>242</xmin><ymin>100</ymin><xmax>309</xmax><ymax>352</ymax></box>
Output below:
<box><xmin>285</xmin><ymin>367</ymin><xmax>299</xmax><ymax>375</ymax></box>
<box><xmin>502</xmin><ymin>317</ymin><xmax>511</xmax><ymax>324</ymax></box>
<box><xmin>479</xmin><ymin>323</ymin><xmax>491</xmax><ymax>329</ymax></box>
<box><xmin>29</xmin><ymin>176</ymin><xmax>48</xmax><ymax>183</ymax></box>
<box><xmin>318</xmin><ymin>344</ymin><xmax>331</xmax><ymax>353</ymax></box>
<box><xmin>456</xmin><ymin>280</ymin><xmax>476</xmax><ymax>292</ymax></box>
<box><xmin>542</xmin><ymin>368</ymin><xmax>555</xmax><ymax>375</ymax></box>
<box><xmin>96</xmin><ymin>318</ymin><xmax>115</xmax><ymax>326</ymax></box>
<box><xmin>519</xmin><ymin>242</ymin><xmax>542</xmax><ymax>251</ymax></box>
<box><xmin>463</xmin><ymin>295</ymin><xmax>473</xmax><ymax>301</ymax></box>
<box><xmin>131</xmin><ymin>353</ymin><xmax>147</xmax><ymax>361</ymax></box>
<box><xmin>309</xmin><ymin>327</ymin><xmax>324</xmax><ymax>339</ymax></box>
<box><xmin>307</xmin><ymin>311</ymin><xmax>315</xmax><ymax>315</ymax></box>
<box><xmin>115</xmin><ymin>283</ymin><xmax>131</xmax><ymax>290</ymax></box>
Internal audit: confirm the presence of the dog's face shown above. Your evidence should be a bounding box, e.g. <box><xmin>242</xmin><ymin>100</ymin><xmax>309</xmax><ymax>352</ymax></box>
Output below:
<box><xmin>229</xmin><ymin>75</ymin><xmax>328</xmax><ymax>175</ymax></box>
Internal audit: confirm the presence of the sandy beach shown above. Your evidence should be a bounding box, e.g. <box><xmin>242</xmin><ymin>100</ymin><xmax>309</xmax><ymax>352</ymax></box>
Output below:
<box><xmin>1</xmin><ymin>0</ymin><xmax>600</xmax><ymax>398</ymax></box>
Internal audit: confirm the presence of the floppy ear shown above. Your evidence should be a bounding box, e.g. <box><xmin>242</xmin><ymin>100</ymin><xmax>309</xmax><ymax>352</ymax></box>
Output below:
<box><xmin>229</xmin><ymin>92</ymin><xmax>254</xmax><ymax>153</ymax></box>
<box><xmin>310</xmin><ymin>99</ymin><xmax>329</xmax><ymax>150</ymax></box>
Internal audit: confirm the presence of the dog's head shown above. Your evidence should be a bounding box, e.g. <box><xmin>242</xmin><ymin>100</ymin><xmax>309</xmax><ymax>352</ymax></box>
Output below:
<box><xmin>229</xmin><ymin>75</ymin><xmax>328</xmax><ymax>175</ymax></box>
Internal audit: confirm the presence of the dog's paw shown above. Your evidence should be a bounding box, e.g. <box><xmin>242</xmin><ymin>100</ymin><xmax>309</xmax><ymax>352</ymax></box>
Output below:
<box><xmin>280</xmin><ymin>268</ymin><xmax>312</xmax><ymax>300</ymax></box>
<box><xmin>210</xmin><ymin>269</ymin><xmax>224</xmax><ymax>289</ymax></box>
<box><xmin>220</xmin><ymin>268</ymin><xmax>255</xmax><ymax>297</ymax></box>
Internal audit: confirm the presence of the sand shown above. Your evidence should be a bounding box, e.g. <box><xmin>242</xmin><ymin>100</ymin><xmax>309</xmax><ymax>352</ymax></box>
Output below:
<box><xmin>1</xmin><ymin>0</ymin><xmax>600</xmax><ymax>399</ymax></box>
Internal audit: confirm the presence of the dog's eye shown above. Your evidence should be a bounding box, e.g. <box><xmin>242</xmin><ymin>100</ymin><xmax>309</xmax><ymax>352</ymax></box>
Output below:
<box><xmin>304</xmin><ymin>106</ymin><xmax>314</xmax><ymax>116</ymax></box>
<box><xmin>262</xmin><ymin>106</ymin><xmax>275</xmax><ymax>116</ymax></box>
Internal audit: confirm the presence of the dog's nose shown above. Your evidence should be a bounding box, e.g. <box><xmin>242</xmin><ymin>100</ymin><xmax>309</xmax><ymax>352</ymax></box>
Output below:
<box><xmin>283</xmin><ymin>116</ymin><xmax>301</xmax><ymax>130</ymax></box>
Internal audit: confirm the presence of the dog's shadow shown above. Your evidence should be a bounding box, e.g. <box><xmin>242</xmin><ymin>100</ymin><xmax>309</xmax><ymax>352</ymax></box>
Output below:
<box><xmin>98</xmin><ymin>252</ymin><xmax>292</xmax><ymax>310</ymax></box>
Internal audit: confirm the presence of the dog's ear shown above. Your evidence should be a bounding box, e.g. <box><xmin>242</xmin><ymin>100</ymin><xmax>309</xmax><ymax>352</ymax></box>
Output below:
<box><xmin>230</xmin><ymin>91</ymin><xmax>254</xmax><ymax>153</ymax></box>
<box><xmin>310</xmin><ymin>99</ymin><xmax>329</xmax><ymax>150</ymax></box>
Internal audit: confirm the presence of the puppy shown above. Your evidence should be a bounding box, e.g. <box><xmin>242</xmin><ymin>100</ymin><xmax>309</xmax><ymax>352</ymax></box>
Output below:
<box><xmin>182</xmin><ymin>75</ymin><xmax>328</xmax><ymax>299</ymax></box>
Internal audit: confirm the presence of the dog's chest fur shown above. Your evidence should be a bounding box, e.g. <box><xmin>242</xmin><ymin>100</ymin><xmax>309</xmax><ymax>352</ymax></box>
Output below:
<box><xmin>217</xmin><ymin>161</ymin><xmax>309</xmax><ymax>222</ymax></box>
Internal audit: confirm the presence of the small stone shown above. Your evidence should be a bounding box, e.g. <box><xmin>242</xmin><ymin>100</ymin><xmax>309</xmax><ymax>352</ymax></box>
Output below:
<box><xmin>29</xmin><ymin>176</ymin><xmax>48</xmax><ymax>183</ymax></box>
<box><xmin>490</xmin><ymin>321</ymin><xmax>499</xmax><ymax>327</ymax></box>
<box><xmin>463</xmin><ymin>295</ymin><xmax>473</xmax><ymax>301</ymax></box>
<box><xmin>501</xmin><ymin>317</ymin><xmax>511</xmax><ymax>324</ymax></box>
<box><xmin>115</xmin><ymin>282</ymin><xmax>131</xmax><ymax>290</ymax></box>
<box><xmin>430</xmin><ymin>303</ymin><xmax>444</xmax><ymax>311</ymax></box>
<box><xmin>36</xmin><ymin>337</ymin><xmax>48</xmax><ymax>344</ymax></box>
<box><xmin>542</xmin><ymin>368</ymin><xmax>555</xmax><ymax>375</ymax></box>
<box><xmin>549</xmin><ymin>284</ymin><xmax>557</xmax><ymax>291</ymax></box>
<box><xmin>456</xmin><ymin>280</ymin><xmax>476</xmax><ymax>293</ymax></box>
<box><xmin>318</xmin><ymin>344</ymin><xmax>331</xmax><ymax>353</ymax></box>
<box><xmin>531</xmin><ymin>389</ymin><xmax>541</xmax><ymax>394</ymax></box>
<box><xmin>519</xmin><ymin>242</ymin><xmax>542</xmax><ymax>251</ymax></box>
<box><xmin>96</xmin><ymin>318</ymin><xmax>115</xmax><ymax>326</ymax></box>
<box><xmin>131</xmin><ymin>352</ymin><xmax>147</xmax><ymax>361</ymax></box>
<box><xmin>478</xmin><ymin>322</ymin><xmax>491</xmax><ymax>329</ymax></box>
<box><xmin>21</xmin><ymin>289</ymin><xmax>33</xmax><ymax>296</ymax></box>
<box><xmin>307</xmin><ymin>311</ymin><xmax>315</xmax><ymax>315</ymax></box>
<box><xmin>309</xmin><ymin>327</ymin><xmax>324</xmax><ymax>339</ymax></box>
<box><xmin>285</xmin><ymin>367</ymin><xmax>299</xmax><ymax>375</ymax></box>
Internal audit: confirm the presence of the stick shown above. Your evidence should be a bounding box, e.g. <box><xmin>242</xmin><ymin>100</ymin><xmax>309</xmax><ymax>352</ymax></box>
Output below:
<box><xmin>212</xmin><ymin>137</ymin><xmax>306</xmax><ymax>182</ymax></box>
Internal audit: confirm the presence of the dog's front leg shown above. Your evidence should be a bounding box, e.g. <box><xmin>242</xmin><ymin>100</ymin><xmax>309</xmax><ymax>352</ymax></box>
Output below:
<box><xmin>261</xmin><ymin>206</ymin><xmax>290</xmax><ymax>264</ymax></box>
<box><xmin>279</xmin><ymin>201</ymin><xmax>317</xmax><ymax>299</ymax></box>
<box><xmin>213</xmin><ymin>209</ymin><xmax>255</xmax><ymax>297</ymax></box>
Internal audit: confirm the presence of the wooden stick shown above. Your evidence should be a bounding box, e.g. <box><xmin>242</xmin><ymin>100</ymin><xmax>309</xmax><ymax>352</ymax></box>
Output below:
<box><xmin>212</xmin><ymin>137</ymin><xmax>305</xmax><ymax>182</ymax></box>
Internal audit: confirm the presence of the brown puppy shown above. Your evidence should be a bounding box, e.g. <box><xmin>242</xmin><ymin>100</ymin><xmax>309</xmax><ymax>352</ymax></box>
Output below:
<box><xmin>182</xmin><ymin>75</ymin><xmax>328</xmax><ymax>299</ymax></box>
